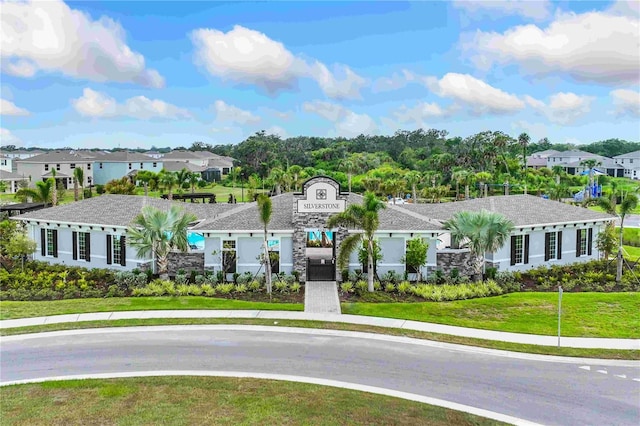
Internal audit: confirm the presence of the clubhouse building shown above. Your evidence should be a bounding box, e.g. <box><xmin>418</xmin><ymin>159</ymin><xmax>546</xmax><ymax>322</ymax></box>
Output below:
<box><xmin>12</xmin><ymin>176</ymin><xmax>614</xmax><ymax>281</ymax></box>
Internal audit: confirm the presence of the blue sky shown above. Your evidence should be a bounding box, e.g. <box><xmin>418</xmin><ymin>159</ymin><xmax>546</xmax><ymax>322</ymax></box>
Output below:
<box><xmin>1</xmin><ymin>0</ymin><xmax>639</xmax><ymax>149</ymax></box>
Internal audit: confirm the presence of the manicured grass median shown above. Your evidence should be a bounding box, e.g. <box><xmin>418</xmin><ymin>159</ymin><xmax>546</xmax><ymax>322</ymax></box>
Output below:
<box><xmin>342</xmin><ymin>292</ymin><xmax>640</xmax><ymax>338</ymax></box>
<box><xmin>0</xmin><ymin>297</ymin><xmax>303</xmax><ymax>320</ymax></box>
<box><xmin>1</xmin><ymin>377</ymin><xmax>505</xmax><ymax>426</ymax></box>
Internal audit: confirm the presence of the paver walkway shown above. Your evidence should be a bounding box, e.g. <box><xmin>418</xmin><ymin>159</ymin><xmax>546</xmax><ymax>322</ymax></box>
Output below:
<box><xmin>304</xmin><ymin>281</ymin><xmax>341</xmax><ymax>314</ymax></box>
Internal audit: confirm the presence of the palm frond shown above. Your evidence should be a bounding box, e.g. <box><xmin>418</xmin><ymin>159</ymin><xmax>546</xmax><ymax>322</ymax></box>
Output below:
<box><xmin>336</xmin><ymin>233</ymin><xmax>362</xmax><ymax>270</ymax></box>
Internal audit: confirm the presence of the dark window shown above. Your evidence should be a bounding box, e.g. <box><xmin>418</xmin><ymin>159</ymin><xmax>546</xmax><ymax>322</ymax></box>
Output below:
<box><xmin>99</xmin><ymin>162</ymin><xmax>103</xmax><ymax>169</ymax></box>
<box><xmin>42</xmin><ymin>228</ymin><xmax>58</xmax><ymax>258</ymax></box>
<box><xmin>73</xmin><ymin>232</ymin><xmax>91</xmax><ymax>262</ymax></box>
<box><xmin>222</xmin><ymin>240</ymin><xmax>237</xmax><ymax>273</ymax></box>
<box><xmin>87</xmin><ymin>163</ymin><xmax>91</xmax><ymax>170</ymax></box>
<box><xmin>268</xmin><ymin>239</ymin><xmax>280</xmax><ymax>274</ymax></box>
<box><xmin>545</xmin><ymin>231</ymin><xmax>563</xmax><ymax>261</ymax></box>
<box><xmin>56</xmin><ymin>164</ymin><xmax>60</xmax><ymax>171</ymax></box>
<box><xmin>70</xmin><ymin>163</ymin><xmax>76</xmax><ymax>169</ymax></box>
<box><xmin>576</xmin><ymin>228</ymin><xmax>592</xmax><ymax>257</ymax></box>
<box><xmin>510</xmin><ymin>234</ymin><xmax>530</xmax><ymax>266</ymax></box>
<box><xmin>223</xmin><ymin>167</ymin><xmax>230</xmax><ymax>174</ymax></box>
<box><xmin>44</xmin><ymin>164</ymin><xmax>49</xmax><ymax>171</ymax></box>
<box><xmin>128</xmin><ymin>163</ymin><xmax>132</xmax><ymax>170</ymax></box>
<box><xmin>153</xmin><ymin>162</ymin><xmax>157</xmax><ymax>167</ymax></box>
<box><xmin>140</xmin><ymin>162</ymin><xmax>144</xmax><ymax>169</ymax></box>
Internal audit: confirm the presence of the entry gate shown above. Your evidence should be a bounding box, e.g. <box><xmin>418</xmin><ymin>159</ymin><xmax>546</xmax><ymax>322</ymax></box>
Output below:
<box><xmin>306</xmin><ymin>258</ymin><xmax>336</xmax><ymax>281</ymax></box>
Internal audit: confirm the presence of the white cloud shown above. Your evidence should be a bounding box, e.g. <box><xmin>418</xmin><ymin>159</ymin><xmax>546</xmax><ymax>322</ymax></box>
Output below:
<box><xmin>0</xmin><ymin>128</ymin><xmax>23</xmax><ymax>146</ymax></box>
<box><xmin>0</xmin><ymin>98</ymin><xmax>30</xmax><ymax>116</ymax></box>
<box><xmin>391</xmin><ymin>101</ymin><xmax>450</xmax><ymax>128</ymax></box>
<box><xmin>453</xmin><ymin>0</ymin><xmax>552</xmax><ymax>21</ymax></box>
<box><xmin>511</xmin><ymin>121</ymin><xmax>547</xmax><ymax>140</ymax></box>
<box><xmin>264</xmin><ymin>125</ymin><xmax>288</xmax><ymax>139</ymax></box>
<box><xmin>526</xmin><ymin>91</ymin><xmax>594</xmax><ymax>124</ymax></box>
<box><xmin>262</xmin><ymin>108</ymin><xmax>294</xmax><ymax>120</ymax></box>
<box><xmin>428</xmin><ymin>73</ymin><xmax>525</xmax><ymax>115</ymax></box>
<box><xmin>0</xmin><ymin>0</ymin><xmax>164</xmax><ymax>87</ymax></box>
<box><xmin>213</xmin><ymin>100</ymin><xmax>261</xmax><ymax>125</ymax></box>
<box><xmin>72</xmin><ymin>88</ymin><xmax>190</xmax><ymax>120</ymax></box>
<box><xmin>372</xmin><ymin>69</ymin><xmax>416</xmax><ymax>93</ymax></box>
<box><xmin>607</xmin><ymin>0</ymin><xmax>640</xmax><ymax>18</ymax></box>
<box><xmin>303</xmin><ymin>100</ymin><xmax>377</xmax><ymax>137</ymax></box>
<box><xmin>611</xmin><ymin>89</ymin><xmax>640</xmax><ymax>117</ymax></box>
<box><xmin>211</xmin><ymin>126</ymin><xmax>233</xmax><ymax>134</ymax></box>
<box><xmin>190</xmin><ymin>25</ymin><xmax>366</xmax><ymax>99</ymax></box>
<box><xmin>462</xmin><ymin>9</ymin><xmax>640</xmax><ymax>85</ymax></box>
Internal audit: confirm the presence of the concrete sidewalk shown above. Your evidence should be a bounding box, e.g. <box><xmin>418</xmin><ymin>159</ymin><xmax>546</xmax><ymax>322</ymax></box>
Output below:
<box><xmin>1</xmin><ymin>310</ymin><xmax>639</xmax><ymax>350</ymax></box>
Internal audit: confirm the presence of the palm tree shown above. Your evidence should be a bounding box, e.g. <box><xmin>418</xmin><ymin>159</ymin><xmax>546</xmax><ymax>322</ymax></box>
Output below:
<box><xmin>136</xmin><ymin>170</ymin><xmax>157</xmax><ymax>196</ymax></box>
<box><xmin>127</xmin><ymin>205</ymin><xmax>197</xmax><ymax>280</ymax></box>
<box><xmin>15</xmin><ymin>179</ymin><xmax>53</xmax><ymax>207</ymax></box>
<box><xmin>405</xmin><ymin>170</ymin><xmax>422</xmax><ymax>204</ymax></box>
<box><xmin>51</xmin><ymin>168</ymin><xmax>58</xmax><ymax>206</ymax></box>
<box><xmin>257</xmin><ymin>194</ymin><xmax>273</xmax><ymax>294</ymax></box>
<box><xmin>159</xmin><ymin>170</ymin><xmax>177</xmax><ymax>200</ymax></box>
<box><xmin>187</xmin><ymin>172</ymin><xmax>200</xmax><ymax>193</ymax></box>
<box><xmin>475</xmin><ymin>171</ymin><xmax>492</xmax><ymax>198</ymax></box>
<box><xmin>73</xmin><ymin>167</ymin><xmax>84</xmax><ymax>201</ymax></box>
<box><xmin>551</xmin><ymin>165</ymin><xmax>564</xmax><ymax>185</ymax></box>
<box><xmin>327</xmin><ymin>192</ymin><xmax>386</xmax><ymax>292</ymax></box>
<box><xmin>443</xmin><ymin>210</ymin><xmax>514</xmax><ymax>281</ymax></box>
<box><xmin>518</xmin><ymin>133</ymin><xmax>530</xmax><ymax>194</ymax></box>
<box><xmin>339</xmin><ymin>159</ymin><xmax>356</xmax><ymax>193</ymax></box>
<box><xmin>614</xmin><ymin>194</ymin><xmax>637</xmax><ymax>283</ymax></box>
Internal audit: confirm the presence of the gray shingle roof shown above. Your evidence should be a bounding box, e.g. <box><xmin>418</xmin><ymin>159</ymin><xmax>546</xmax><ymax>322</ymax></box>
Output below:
<box><xmin>0</xmin><ymin>170</ymin><xmax>26</xmax><ymax>180</ymax></box>
<box><xmin>400</xmin><ymin>195</ymin><xmax>614</xmax><ymax>227</ymax></box>
<box><xmin>192</xmin><ymin>193</ymin><xmax>444</xmax><ymax>231</ymax></box>
<box><xmin>613</xmin><ymin>150</ymin><xmax>640</xmax><ymax>159</ymax></box>
<box><xmin>97</xmin><ymin>152</ymin><xmax>161</xmax><ymax>162</ymax></box>
<box><xmin>163</xmin><ymin>161</ymin><xmax>205</xmax><ymax>172</ymax></box>
<box><xmin>12</xmin><ymin>195</ymin><xmax>237</xmax><ymax>228</ymax></box>
<box><xmin>15</xmin><ymin>151</ymin><xmax>97</xmax><ymax>163</ymax></box>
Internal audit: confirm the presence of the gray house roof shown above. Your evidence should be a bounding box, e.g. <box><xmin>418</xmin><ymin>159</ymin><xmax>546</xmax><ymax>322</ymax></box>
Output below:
<box><xmin>15</xmin><ymin>150</ymin><xmax>97</xmax><ymax>163</ymax></box>
<box><xmin>614</xmin><ymin>150</ymin><xmax>640</xmax><ymax>159</ymax></box>
<box><xmin>163</xmin><ymin>161</ymin><xmax>206</xmax><ymax>172</ymax></box>
<box><xmin>192</xmin><ymin>193</ymin><xmax>444</xmax><ymax>232</ymax></box>
<box><xmin>401</xmin><ymin>195</ymin><xmax>614</xmax><ymax>228</ymax></box>
<box><xmin>12</xmin><ymin>195</ymin><xmax>237</xmax><ymax>228</ymax></box>
<box><xmin>0</xmin><ymin>170</ymin><xmax>26</xmax><ymax>181</ymax></box>
<box><xmin>97</xmin><ymin>152</ymin><xmax>161</xmax><ymax>163</ymax></box>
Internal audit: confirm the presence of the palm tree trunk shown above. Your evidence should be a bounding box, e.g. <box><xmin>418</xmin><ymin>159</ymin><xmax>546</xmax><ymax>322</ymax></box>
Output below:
<box><xmin>617</xmin><ymin>222</ymin><xmax>624</xmax><ymax>283</ymax></box>
<box><xmin>74</xmin><ymin>181</ymin><xmax>79</xmax><ymax>202</ymax></box>
<box><xmin>367</xmin><ymin>239</ymin><xmax>374</xmax><ymax>292</ymax></box>
<box><xmin>465</xmin><ymin>184</ymin><xmax>469</xmax><ymax>200</ymax></box>
<box><xmin>144</xmin><ymin>182</ymin><xmax>149</xmax><ymax>197</ymax></box>
<box><xmin>264</xmin><ymin>231</ymin><xmax>272</xmax><ymax>294</ymax></box>
<box><xmin>412</xmin><ymin>184</ymin><xmax>417</xmax><ymax>204</ymax></box>
<box><xmin>158</xmin><ymin>254</ymin><xmax>169</xmax><ymax>281</ymax></box>
<box><xmin>348</xmin><ymin>174</ymin><xmax>352</xmax><ymax>193</ymax></box>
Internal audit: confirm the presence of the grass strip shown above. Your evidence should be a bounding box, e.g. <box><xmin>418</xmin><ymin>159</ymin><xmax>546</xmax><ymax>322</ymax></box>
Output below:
<box><xmin>0</xmin><ymin>376</ymin><xmax>506</xmax><ymax>426</ymax></box>
<box><xmin>342</xmin><ymin>292</ymin><xmax>640</xmax><ymax>338</ymax></box>
<box><xmin>2</xmin><ymin>318</ymin><xmax>638</xmax><ymax>360</ymax></box>
<box><xmin>0</xmin><ymin>297</ymin><xmax>303</xmax><ymax>320</ymax></box>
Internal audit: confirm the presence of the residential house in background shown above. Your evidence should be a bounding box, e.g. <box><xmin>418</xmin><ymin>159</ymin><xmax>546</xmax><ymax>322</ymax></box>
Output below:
<box><xmin>93</xmin><ymin>151</ymin><xmax>163</xmax><ymax>185</ymax></box>
<box><xmin>163</xmin><ymin>150</ymin><xmax>235</xmax><ymax>182</ymax></box>
<box><xmin>613</xmin><ymin>151</ymin><xmax>640</xmax><ymax>180</ymax></box>
<box><xmin>15</xmin><ymin>151</ymin><xmax>95</xmax><ymax>190</ymax></box>
<box><xmin>0</xmin><ymin>149</ymin><xmax>44</xmax><ymax>161</ymax></box>
<box><xmin>143</xmin><ymin>150</ymin><xmax>164</xmax><ymax>159</ymax></box>
<box><xmin>526</xmin><ymin>149</ymin><xmax>560</xmax><ymax>170</ymax></box>
<box><xmin>0</xmin><ymin>170</ymin><xmax>26</xmax><ymax>193</ymax></box>
<box><xmin>0</xmin><ymin>154</ymin><xmax>12</xmax><ymax>172</ymax></box>
<box><xmin>546</xmin><ymin>150</ymin><xmax>624</xmax><ymax>177</ymax></box>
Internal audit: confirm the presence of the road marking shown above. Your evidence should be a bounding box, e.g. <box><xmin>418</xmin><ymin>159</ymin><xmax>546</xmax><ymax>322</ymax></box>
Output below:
<box><xmin>614</xmin><ymin>374</ymin><xmax>627</xmax><ymax>379</ymax></box>
<box><xmin>0</xmin><ymin>371</ymin><xmax>544</xmax><ymax>426</ymax></box>
<box><xmin>596</xmin><ymin>370</ymin><xmax>608</xmax><ymax>374</ymax></box>
<box><xmin>579</xmin><ymin>366</ymin><xmax>591</xmax><ymax>371</ymax></box>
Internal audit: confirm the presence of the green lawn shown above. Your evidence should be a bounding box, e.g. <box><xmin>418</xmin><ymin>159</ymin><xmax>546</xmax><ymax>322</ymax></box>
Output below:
<box><xmin>588</xmin><ymin>204</ymin><xmax>640</xmax><ymax>215</ymax></box>
<box><xmin>0</xmin><ymin>377</ymin><xmax>504</xmax><ymax>426</ymax></box>
<box><xmin>342</xmin><ymin>292</ymin><xmax>640</xmax><ymax>338</ymax></box>
<box><xmin>0</xmin><ymin>297</ymin><xmax>303</xmax><ymax>320</ymax></box>
<box><xmin>622</xmin><ymin>245</ymin><xmax>640</xmax><ymax>261</ymax></box>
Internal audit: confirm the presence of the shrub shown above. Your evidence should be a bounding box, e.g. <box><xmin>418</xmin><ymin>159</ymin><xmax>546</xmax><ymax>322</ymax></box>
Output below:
<box><xmin>236</xmin><ymin>272</ymin><xmax>253</xmax><ymax>285</ymax></box>
<box><xmin>384</xmin><ymin>283</ymin><xmax>396</xmax><ymax>293</ymax></box>
<box><xmin>201</xmin><ymin>284</ymin><xmax>216</xmax><ymax>297</ymax></box>
<box><xmin>175</xmin><ymin>272</ymin><xmax>189</xmax><ymax>286</ymax></box>
<box><xmin>290</xmin><ymin>282</ymin><xmax>301</xmax><ymax>293</ymax></box>
<box><xmin>355</xmin><ymin>280</ymin><xmax>368</xmax><ymax>295</ymax></box>
<box><xmin>248</xmin><ymin>280</ymin><xmax>262</xmax><ymax>292</ymax></box>
<box><xmin>216</xmin><ymin>283</ymin><xmax>235</xmax><ymax>294</ymax></box>
<box><xmin>234</xmin><ymin>283</ymin><xmax>248</xmax><ymax>294</ymax></box>
<box><xmin>340</xmin><ymin>281</ymin><xmax>354</xmax><ymax>294</ymax></box>
<box><xmin>397</xmin><ymin>281</ymin><xmax>412</xmax><ymax>294</ymax></box>
<box><xmin>274</xmin><ymin>281</ymin><xmax>288</xmax><ymax>293</ymax></box>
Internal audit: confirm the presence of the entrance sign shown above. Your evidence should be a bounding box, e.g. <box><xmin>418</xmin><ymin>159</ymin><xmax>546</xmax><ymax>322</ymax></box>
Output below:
<box><xmin>297</xmin><ymin>182</ymin><xmax>346</xmax><ymax>213</ymax></box>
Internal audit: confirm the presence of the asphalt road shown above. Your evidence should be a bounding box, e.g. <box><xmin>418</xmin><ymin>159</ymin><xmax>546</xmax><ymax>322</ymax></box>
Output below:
<box><xmin>2</xmin><ymin>326</ymin><xmax>639</xmax><ymax>426</ymax></box>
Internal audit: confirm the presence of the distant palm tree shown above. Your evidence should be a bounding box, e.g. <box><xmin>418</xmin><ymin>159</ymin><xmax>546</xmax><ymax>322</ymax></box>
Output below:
<box><xmin>16</xmin><ymin>179</ymin><xmax>53</xmax><ymax>207</ymax></box>
<box><xmin>339</xmin><ymin>159</ymin><xmax>356</xmax><ymax>193</ymax></box>
<box><xmin>405</xmin><ymin>170</ymin><xmax>422</xmax><ymax>203</ymax></box>
<box><xmin>444</xmin><ymin>210</ymin><xmax>514</xmax><ymax>280</ymax></box>
<box><xmin>518</xmin><ymin>133</ymin><xmax>530</xmax><ymax>194</ymax></box>
<box><xmin>187</xmin><ymin>172</ymin><xmax>200</xmax><ymax>193</ymax></box>
<box><xmin>327</xmin><ymin>192</ymin><xmax>385</xmax><ymax>292</ymax></box>
<box><xmin>257</xmin><ymin>194</ymin><xmax>273</xmax><ymax>294</ymax></box>
<box><xmin>73</xmin><ymin>167</ymin><xmax>84</xmax><ymax>201</ymax></box>
<box><xmin>51</xmin><ymin>168</ymin><xmax>58</xmax><ymax>206</ymax></box>
<box><xmin>127</xmin><ymin>205</ymin><xmax>197</xmax><ymax>280</ymax></box>
<box><xmin>475</xmin><ymin>171</ymin><xmax>492</xmax><ymax>198</ymax></box>
<box><xmin>159</xmin><ymin>170</ymin><xmax>177</xmax><ymax>200</ymax></box>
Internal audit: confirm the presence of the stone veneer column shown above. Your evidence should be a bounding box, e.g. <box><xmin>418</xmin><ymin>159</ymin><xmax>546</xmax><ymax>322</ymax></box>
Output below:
<box><xmin>292</xmin><ymin>177</ymin><xmax>349</xmax><ymax>283</ymax></box>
